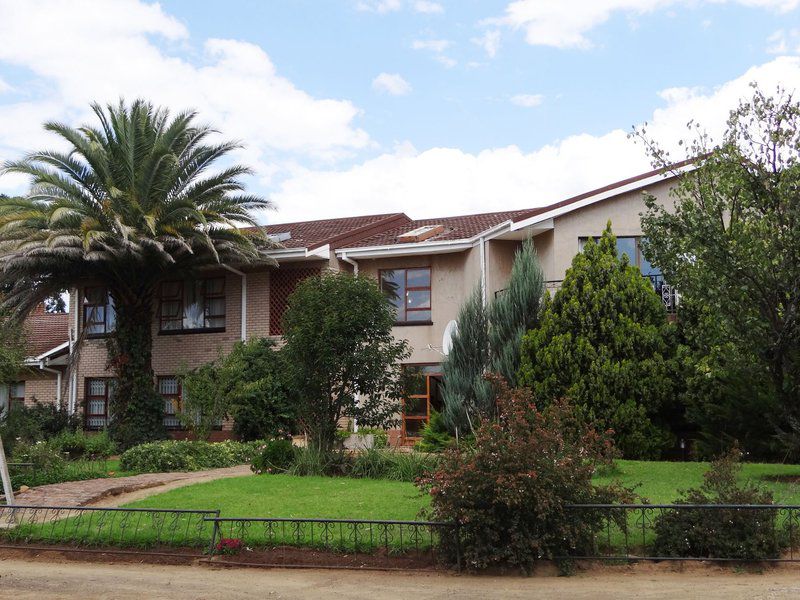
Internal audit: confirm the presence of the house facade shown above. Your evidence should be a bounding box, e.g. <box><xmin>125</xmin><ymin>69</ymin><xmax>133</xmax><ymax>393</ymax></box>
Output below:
<box><xmin>3</xmin><ymin>166</ymin><xmax>682</xmax><ymax>443</ymax></box>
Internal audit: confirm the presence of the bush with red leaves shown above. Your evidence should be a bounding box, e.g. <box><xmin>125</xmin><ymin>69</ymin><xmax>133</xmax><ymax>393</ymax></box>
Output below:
<box><xmin>417</xmin><ymin>377</ymin><xmax>629</xmax><ymax>572</ymax></box>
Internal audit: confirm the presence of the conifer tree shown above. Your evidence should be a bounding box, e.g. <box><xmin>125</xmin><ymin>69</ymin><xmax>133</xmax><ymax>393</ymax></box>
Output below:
<box><xmin>518</xmin><ymin>223</ymin><xmax>677</xmax><ymax>459</ymax></box>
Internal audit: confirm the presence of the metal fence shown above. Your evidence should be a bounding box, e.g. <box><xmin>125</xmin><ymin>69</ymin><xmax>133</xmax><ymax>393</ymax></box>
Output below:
<box><xmin>0</xmin><ymin>505</ymin><xmax>220</xmax><ymax>554</ymax></box>
<box><xmin>562</xmin><ymin>504</ymin><xmax>800</xmax><ymax>562</ymax></box>
<box><xmin>205</xmin><ymin>516</ymin><xmax>459</xmax><ymax>569</ymax></box>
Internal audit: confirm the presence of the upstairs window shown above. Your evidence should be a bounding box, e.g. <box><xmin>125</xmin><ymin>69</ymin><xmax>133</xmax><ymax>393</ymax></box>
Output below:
<box><xmin>83</xmin><ymin>287</ymin><xmax>116</xmax><ymax>335</ymax></box>
<box><xmin>380</xmin><ymin>267</ymin><xmax>432</xmax><ymax>324</ymax></box>
<box><xmin>579</xmin><ymin>236</ymin><xmax>661</xmax><ymax>276</ymax></box>
<box><xmin>159</xmin><ymin>278</ymin><xmax>226</xmax><ymax>332</ymax></box>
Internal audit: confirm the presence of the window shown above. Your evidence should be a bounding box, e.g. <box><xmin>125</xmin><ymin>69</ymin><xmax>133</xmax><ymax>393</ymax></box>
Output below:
<box><xmin>158</xmin><ymin>376</ymin><xmax>183</xmax><ymax>430</ymax></box>
<box><xmin>83</xmin><ymin>287</ymin><xmax>116</xmax><ymax>335</ymax></box>
<box><xmin>85</xmin><ymin>379</ymin><xmax>114</xmax><ymax>430</ymax></box>
<box><xmin>380</xmin><ymin>268</ymin><xmax>432</xmax><ymax>324</ymax></box>
<box><xmin>159</xmin><ymin>278</ymin><xmax>226</xmax><ymax>332</ymax></box>
<box><xmin>0</xmin><ymin>381</ymin><xmax>25</xmax><ymax>414</ymax></box>
<box><xmin>401</xmin><ymin>365</ymin><xmax>442</xmax><ymax>439</ymax></box>
<box><xmin>579</xmin><ymin>236</ymin><xmax>661</xmax><ymax>276</ymax></box>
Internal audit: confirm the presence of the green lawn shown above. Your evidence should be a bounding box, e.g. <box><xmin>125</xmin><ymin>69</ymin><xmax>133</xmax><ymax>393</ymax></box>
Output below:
<box><xmin>125</xmin><ymin>474</ymin><xmax>429</xmax><ymax>520</ymax></box>
<box><xmin>595</xmin><ymin>460</ymin><xmax>800</xmax><ymax>504</ymax></box>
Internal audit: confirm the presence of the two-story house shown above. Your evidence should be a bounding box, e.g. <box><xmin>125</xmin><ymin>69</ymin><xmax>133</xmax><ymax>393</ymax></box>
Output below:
<box><xmin>3</xmin><ymin>165</ymin><xmax>682</xmax><ymax>443</ymax></box>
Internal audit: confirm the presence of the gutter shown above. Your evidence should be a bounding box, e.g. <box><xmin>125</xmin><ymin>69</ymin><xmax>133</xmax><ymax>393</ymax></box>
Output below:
<box><xmin>222</xmin><ymin>264</ymin><xmax>247</xmax><ymax>342</ymax></box>
<box><xmin>340</xmin><ymin>252</ymin><xmax>359</xmax><ymax>276</ymax></box>
<box><xmin>38</xmin><ymin>363</ymin><xmax>62</xmax><ymax>409</ymax></box>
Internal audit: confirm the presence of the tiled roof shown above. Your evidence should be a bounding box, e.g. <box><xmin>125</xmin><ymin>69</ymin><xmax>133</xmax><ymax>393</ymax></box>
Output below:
<box><xmin>345</xmin><ymin>209</ymin><xmax>531</xmax><ymax>248</ymax></box>
<box><xmin>24</xmin><ymin>305</ymin><xmax>69</xmax><ymax>358</ymax></box>
<box><xmin>255</xmin><ymin>213</ymin><xmax>410</xmax><ymax>250</ymax></box>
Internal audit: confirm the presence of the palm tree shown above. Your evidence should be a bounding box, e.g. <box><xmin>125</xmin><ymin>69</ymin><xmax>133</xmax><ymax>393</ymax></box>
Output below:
<box><xmin>0</xmin><ymin>99</ymin><xmax>274</xmax><ymax>448</ymax></box>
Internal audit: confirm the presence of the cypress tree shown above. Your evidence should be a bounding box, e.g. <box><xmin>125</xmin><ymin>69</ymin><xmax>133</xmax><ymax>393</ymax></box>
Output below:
<box><xmin>518</xmin><ymin>223</ymin><xmax>677</xmax><ymax>459</ymax></box>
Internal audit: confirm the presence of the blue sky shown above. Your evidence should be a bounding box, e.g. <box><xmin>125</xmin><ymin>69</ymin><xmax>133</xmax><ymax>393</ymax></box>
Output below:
<box><xmin>0</xmin><ymin>0</ymin><xmax>799</xmax><ymax>223</ymax></box>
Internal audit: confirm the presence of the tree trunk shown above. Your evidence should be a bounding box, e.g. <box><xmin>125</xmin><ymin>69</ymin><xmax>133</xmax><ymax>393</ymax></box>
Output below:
<box><xmin>106</xmin><ymin>292</ymin><xmax>167</xmax><ymax>450</ymax></box>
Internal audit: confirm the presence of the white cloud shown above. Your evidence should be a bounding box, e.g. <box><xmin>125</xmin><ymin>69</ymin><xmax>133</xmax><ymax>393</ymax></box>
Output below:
<box><xmin>511</xmin><ymin>93</ymin><xmax>545</xmax><ymax>107</ymax></box>
<box><xmin>355</xmin><ymin>0</ymin><xmax>402</xmax><ymax>13</ymax></box>
<box><xmin>472</xmin><ymin>29</ymin><xmax>502</xmax><ymax>58</ymax></box>
<box><xmin>767</xmin><ymin>29</ymin><xmax>800</xmax><ymax>54</ymax></box>
<box><xmin>494</xmin><ymin>0</ymin><xmax>800</xmax><ymax>49</ymax></box>
<box><xmin>412</xmin><ymin>39</ymin><xmax>456</xmax><ymax>67</ymax></box>
<box><xmin>0</xmin><ymin>0</ymin><xmax>369</xmax><ymax>197</ymax></box>
<box><xmin>413</xmin><ymin>1</ymin><xmax>444</xmax><ymax>13</ymax></box>
<box><xmin>372</xmin><ymin>72</ymin><xmax>412</xmax><ymax>95</ymax></box>
<box><xmin>268</xmin><ymin>57</ymin><xmax>800</xmax><ymax>223</ymax></box>
<box><xmin>411</xmin><ymin>39</ymin><xmax>452</xmax><ymax>52</ymax></box>
<box><xmin>0</xmin><ymin>77</ymin><xmax>11</xmax><ymax>94</ymax></box>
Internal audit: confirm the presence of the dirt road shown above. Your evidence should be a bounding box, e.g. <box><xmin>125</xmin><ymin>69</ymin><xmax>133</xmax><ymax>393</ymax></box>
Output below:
<box><xmin>2</xmin><ymin>557</ymin><xmax>800</xmax><ymax>599</ymax></box>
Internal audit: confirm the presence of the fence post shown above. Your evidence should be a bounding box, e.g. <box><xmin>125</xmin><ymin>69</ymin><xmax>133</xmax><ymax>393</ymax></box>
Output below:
<box><xmin>0</xmin><ymin>435</ymin><xmax>15</xmax><ymax>507</ymax></box>
<box><xmin>207</xmin><ymin>519</ymin><xmax>220</xmax><ymax>556</ymax></box>
<box><xmin>454</xmin><ymin>521</ymin><xmax>462</xmax><ymax>572</ymax></box>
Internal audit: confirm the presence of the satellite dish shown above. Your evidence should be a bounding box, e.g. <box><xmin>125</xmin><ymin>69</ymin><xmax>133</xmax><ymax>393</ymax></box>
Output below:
<box><xmin>442</xmin><ymin>320</ymin><xmax>458</xmax><ymax>356</ymax></box>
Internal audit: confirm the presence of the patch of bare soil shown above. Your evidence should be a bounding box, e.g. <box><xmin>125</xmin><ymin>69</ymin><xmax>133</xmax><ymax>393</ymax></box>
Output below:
<box><xmin>4</xmin><ymin>555</ymin><xmax>800</xmax><ymax>599</ymax></box>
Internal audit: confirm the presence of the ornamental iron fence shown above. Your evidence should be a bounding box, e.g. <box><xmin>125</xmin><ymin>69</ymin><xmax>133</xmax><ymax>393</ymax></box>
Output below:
<box><xmin>205</xmin><ymin>516</ymin><xmax>460</xmax><ymax>570</ymax></box>
<box><xmin>561</xmin><ymin>504</ymin><xmax>800</xmax><ymax>562</ymax></box>
<box><xmin>0</xmin><ymin>505</ymin><xmax>219</xmax><ymax>553</ymax></box>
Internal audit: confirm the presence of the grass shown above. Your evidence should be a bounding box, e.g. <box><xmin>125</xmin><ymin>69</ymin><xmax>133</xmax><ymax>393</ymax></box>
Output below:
<box><xmin>125</xmin><ymin>474</ymin><xmax>429</xmax><ymax>520</ymax></box>
<box><xmin>594</xmin><ymin>460</ymin><xmax>800</xmax><ymax>504</ymax></box>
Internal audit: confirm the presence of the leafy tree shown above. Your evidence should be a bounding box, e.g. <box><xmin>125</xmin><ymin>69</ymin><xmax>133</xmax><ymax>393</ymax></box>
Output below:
<box><xmin>441</xmin><ymin>286</ymin><xmax>492</xmax><ymax>434</ymax></box>
<box><xmin>637</xmin><ymin>86</ymin><xmax>800</xmax><ymax>457</ymax></box>
<box><xmin>225</xmin><ymin>339</ymin><xmax>296</xmax><ymax>442</ymax></box>
<box><xmin>442</xmin><ymin>239</ymin><xmax>545</xmax><ymax>434</ymax></box>
<box><xmin>0</xmin><ymin>100</ymin><xmax>271</xmax><ymax>449</ymax></box>
<box><xmin>179</xmin><ymin>338</ymin><xmax>296</xmax><ymax>441</ymax></box>
<box><xmin>0</xmin><ymin>311</ymin><xmax>25</xmax><ymax>388</ymax></box>
<box><xmin>518</xmin><ymin>224</ymin><xmax>678</xmax><ymax>459</ymax></box>
<box><xmin>282</xmin><ymin>273</ymin><xmax>409</xmax><ymax>452</ymax></box>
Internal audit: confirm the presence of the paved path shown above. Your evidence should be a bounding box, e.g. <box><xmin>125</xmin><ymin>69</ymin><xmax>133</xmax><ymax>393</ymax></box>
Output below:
<box><xmin>15</xmin><ymin>465</ymin><xmax>252</xmax><ymax>507</ymax></box>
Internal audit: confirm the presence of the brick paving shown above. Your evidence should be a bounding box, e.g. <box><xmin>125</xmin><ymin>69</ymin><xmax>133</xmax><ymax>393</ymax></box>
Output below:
<box><xmin>14</xmin><ymin>465</ymin><xmax>251</xmax><ymax>507</ymax></box>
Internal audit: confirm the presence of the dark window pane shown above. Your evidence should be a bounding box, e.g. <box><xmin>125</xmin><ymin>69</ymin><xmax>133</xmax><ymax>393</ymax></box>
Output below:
<box><xmin>404</xmin><ymin>419</ymin><xmax>425</xmax><ymax>437</ymax></box>
<box><xmin>407</xmin><ymin>309</ymin><xmax>431</xmax><ymax>322</ymax></box>
<box><xmin>616</xmin><ymin>237</ymin><xmax>637</xmax><ymax>265</ymax></box>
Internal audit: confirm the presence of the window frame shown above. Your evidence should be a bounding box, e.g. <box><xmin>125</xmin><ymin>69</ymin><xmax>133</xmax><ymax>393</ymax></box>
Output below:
<box><xmin>85</xmin><ymin>378</ymin><xmax>113</xmax><ymax>431</ymax></box>
<box><xmin>9</xmin><ymin>381</ymin><xmax>25</xmax><ymax>410</ymax></box>
<box><xmin>158</xmin><ymin>376</ymin><xmax>184</xmax><ymax>431</ymax></box>
<box><xmin>158</xmin><ymin>277</ymin><xmax>227</xmax><ymax>334</ymax></box>
<box><xmin>82</xmin><ymin>286</ymin><xmax>115</xmax><ymax>337</ymax></box>
<box><xmin>379</xmin><ymin>267</ymin><xmax>433</xmax><ymax>326</ymax></box>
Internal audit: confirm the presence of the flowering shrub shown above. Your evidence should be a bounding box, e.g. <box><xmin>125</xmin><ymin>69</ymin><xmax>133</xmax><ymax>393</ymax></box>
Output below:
<box><xmin>652</xmin><ymin>448</ymin><xmax>781</xmax><ymax>559</ymax></box>
<box><xmin>215</xmin><ymin>538</ymin><xmax>243</xmax><ymax>555</ymax></box>
<box><xmin>251</xmin><ymin>439</ymin><xmax>296</xmax><ymax>474</ymax></box>
<box><xmin>417</xmin><ymin>377</ymin><xmax>628</xmax><ymax>572</ymax></box>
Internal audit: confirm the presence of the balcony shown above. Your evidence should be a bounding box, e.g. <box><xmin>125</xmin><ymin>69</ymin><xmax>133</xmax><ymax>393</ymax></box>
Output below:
<box><xmin>496</xmin><ymin>274</ymin><xmax>678</xmax><ymax>315</ymax></box>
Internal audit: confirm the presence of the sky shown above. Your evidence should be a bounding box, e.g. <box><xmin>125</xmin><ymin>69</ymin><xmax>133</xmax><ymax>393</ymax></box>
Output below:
<box><xmin>0</xmin><ymin>0</ymin><xmax>799</xmax><ymax>225</ymax></box>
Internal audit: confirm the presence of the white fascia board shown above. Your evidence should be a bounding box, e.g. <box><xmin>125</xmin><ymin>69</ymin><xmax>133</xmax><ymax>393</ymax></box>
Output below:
<box><xmin>335</xmin><ymin>239</ymin><xmax>474</xmax><ymax>259</ymax></box>
<box><xmin>510</xmin><ymin>169</ymin><xmax>688</xmax><ymax>232</ymax></box>
<box><xmin>266</xmin><ymin>245</ymin><xmax>331</xmax><ymax>262</ymax></box>
<box><xmin>31</xmin><ymin>341</ymin><xmax>70</xmax><ymax>363</ymax></box>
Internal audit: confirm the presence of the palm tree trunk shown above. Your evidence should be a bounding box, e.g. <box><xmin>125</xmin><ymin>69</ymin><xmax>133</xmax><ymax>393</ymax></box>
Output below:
<box><xmin>107</xmin><ymin>292</ymin><xmax>167</xmax><ymax>449</ymax></box>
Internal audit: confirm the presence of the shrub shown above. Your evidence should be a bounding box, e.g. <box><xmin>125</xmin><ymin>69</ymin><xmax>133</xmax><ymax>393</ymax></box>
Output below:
<box><xmin>287</xmin><ymin>448</ymin><xmax>353</xmax><ymax>477</ymax></box>
<box><xmin>119</xmin><ymin>440</ymin><xmax>262</xmax><ymax>473</ymax></box>
<box><xmin>414</xmin><ymin>411</ymin><xmax>454</xmax><ymax>453</ymax></box>
<box><xmin>12</xmin><ymin>441</ymin><xmax>66</xmax><ymax>471</ymax></box>
<box><xmin>652</xmin><ymin>448</ymin><xmax>780</xmax><ymax>559</ymax></box>
<box><xmin>350</xmin><ymin>449</ymin><xmax>438</xmax><ymax>482</ymax></box>
<box><xmin>49</xmin><ymin>430</ymin><xmax>116</xmax><ymax>459</ymax></box>
<box><xmin>251</xmin><ymin>439</ymin><xmax>296</xmax><ymax>474</ymax></box>
<box><xmin>0</xmin><ymin>401</ymin><xmax>79</xmax><ymax>455</ymax></box>
<box><xmin>418</xmin><ymin>377</ymin><xmax>627</xmax><ymax>572</ymax></box>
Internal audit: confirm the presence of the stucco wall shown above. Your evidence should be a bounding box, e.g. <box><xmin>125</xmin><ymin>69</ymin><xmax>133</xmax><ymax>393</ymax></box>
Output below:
<box><xmin>355</xmin><ymin>247</ymin><xmax>484</xmax><ymax>365</ymax></box>
<box><xmin>543</xmin><ymin>179</ymin><xmax>674</xmax><ymax>280</ymax></box>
